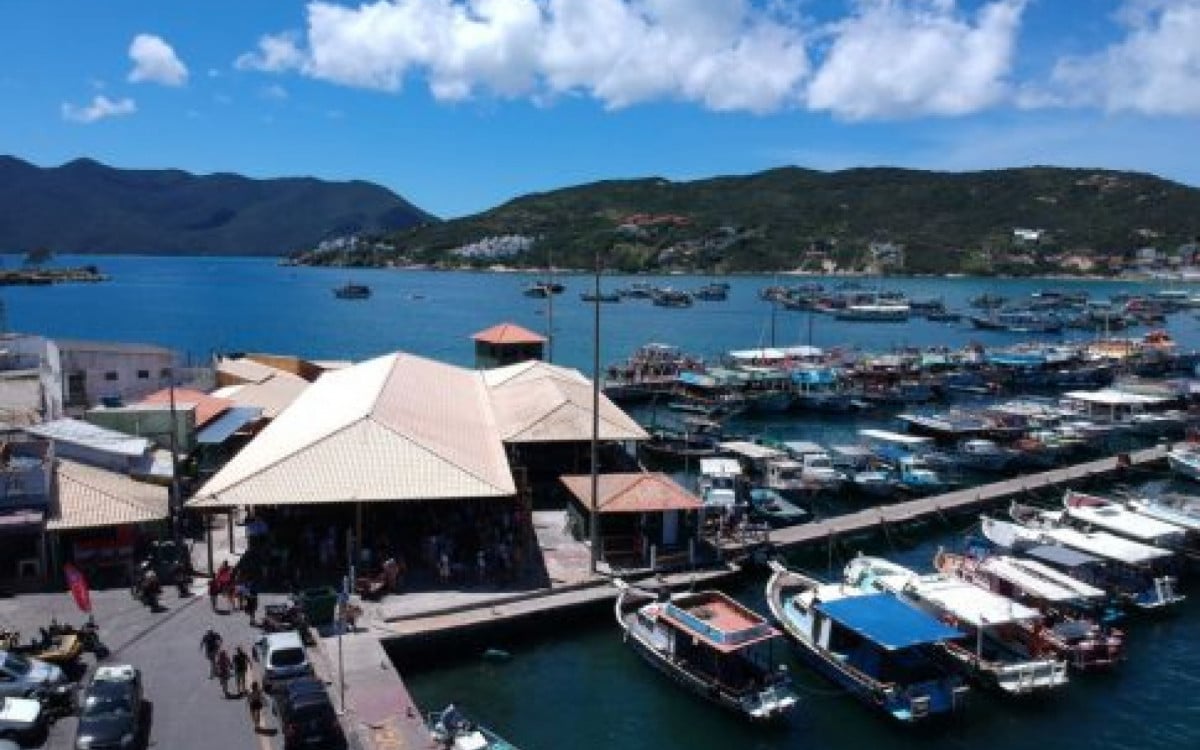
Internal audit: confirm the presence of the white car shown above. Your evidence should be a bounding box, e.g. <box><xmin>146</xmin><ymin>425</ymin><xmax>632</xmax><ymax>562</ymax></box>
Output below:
<box><xmin>0</xmin><ymin>650</ymin><xmax>66</xmax><ymax>699</ymax></box>
<box><xmin>0</xmin><ymin>696</ymin><xmax>44</xmax><ymax>745</ymax></box>
<box><xmin>255</xmin><ymin>632</ymin><xmax>312</xmax><ymax>692</ymax></box>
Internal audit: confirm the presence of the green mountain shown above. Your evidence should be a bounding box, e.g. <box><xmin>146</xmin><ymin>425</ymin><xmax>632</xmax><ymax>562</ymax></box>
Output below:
<box><xmin>346</xmin><ymin>166</ymin><xmax>1200</xmax><ymax>274</ymax></box>
<box><xmin>0</xmin><ymin>156</ymin><xmax>435</xmax><ymax>255</ymax></box>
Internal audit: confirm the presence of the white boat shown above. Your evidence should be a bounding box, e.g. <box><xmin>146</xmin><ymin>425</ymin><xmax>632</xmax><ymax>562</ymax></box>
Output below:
<box><xmin>933</xmin><ymin>550</ymin><xmax>1123</xmax><ymax>672</ymax></box>
<box><xmin>1062</xmin><ymin>490</ymin><xmax>1190</xmax><ymax>551</ymax></box>
<box><xmin>780</xmin><ymin>441</ymin><xmax>847</xmax><ymax>491</ymax></box>
<box><xmin>983</xmin><ymin>513</ymin><xmax>1184</xmax><ymax>611</ymax></box>
<box><xmin>1167</xmin><ymin>445</ymin><xmax>1200</xmax><ymax>482</ymax></box>
<box><xmin>835</xmin><ymin>304</ymin><xmax>911</xmax><ymax>322</ymax></box>
<box><xmin>844</xmin><ymin>556</ymin><xmax>1070</xmax><ymax>696</ymax></box>
<box><xmin>614</xmin><ymin>581</ymin><xmax>799</xmax><ymax>721</ymax></box>
<box><xmin>696</xmin><ymin>457</ymin><xmax>742</xmax><ymax>511</ymax></box>
<box><xmin>1125</xmin><ymin>496</ymin><xmax>1200</xmax><ymax>534</ymax></box>
<box><xmin>427</xmin><ymin>705</ymin><xmax>519</xmax><ymax>750</ymax></box>
<box><xmin>765</xmin><ymin>562</ymin><xmax>969</xmax><ymax>723</ymax></box>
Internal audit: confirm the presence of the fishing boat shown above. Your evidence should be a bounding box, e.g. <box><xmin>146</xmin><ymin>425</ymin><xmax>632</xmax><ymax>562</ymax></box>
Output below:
<box><xmin>844</xmin><ymin>556</ymin><xmax>1070</xmax><ymax>696</ymax></box>
<box><xmin>981</xmin><ymin>514</ymin><xmax>1184</xmax><ymax>612</ymax></box>
<box><xmin>779</xmin><ymin>441</ymin><xmax>846</xmax><ymax>492</ymax></box>
<box><xmin>747</xmin><ymin>488</ymin><xmax>810</xmax><ymax>528</ymax></box>
<box><xmin>696</xmin><ymin>458</ymin><xmax>741</xmax><ymax>513</ymax></box>
<box><xmin>638</xmin><ymin>419</ymin><xmax>723</xmax><ymax>463</ymax></box>
<box><xmin>333</xmin><ymin>282</ymin><xmax>371</xmax><ymax>299</ymax></box>
<box><xmin>651</xmin><ymin>288</ymin><xmax>694</xmax><ymax>307</ymax></box>
<box><xmin>835</xmin><ymin>304</ymin><xmax>911</xmax><ymax>322</ymax></box>
<box><xmin>927</xmin><ymin>439</ymin><xmax>1018</xmax><ymax>474</ymax></box>
<box><xmin>1062</xmin><ymin>490</ymin><xmax>1194</xmax><ymax>556</ymax></box>
<box><xmin>970</xmin><ymin>310</ymin><xmax>1063</xmax><ymax>334</ymax></box>
<box><xmin>427</xmin><ymin>704</ymin><xmax>519</xmax><ymax>749</ymax></box>
<box><xmin>522</xmin><ymin>282</ymin><xmax>554</xmax><ymax>298</ymax></box>
<box><xmin>694</xmin><ymin>282</ymin><xmax>730</xmax><ymax>301</ymax></box>
<box><xmin>933</xmin><ymin>550</ymin><xmax>1124</xmax><ymax>671</ymax></box>
<box><xmin>765</xmin><ymin>562</ymin><xmax>969</xmax><ymax>723</ymax></box>
<box><xmin>614</xmin><ymin>581</ymin><xmax>799</xmax><ymax>721</ymax></box>
<box><xmin>1167</xmin><ymin>445</ymin><xmax>1200</xmax><ymax>482</ymax></box>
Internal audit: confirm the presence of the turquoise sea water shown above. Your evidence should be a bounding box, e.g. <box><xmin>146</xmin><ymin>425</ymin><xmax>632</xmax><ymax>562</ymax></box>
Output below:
<box><xmin>8</xmin><ymin>255</ymin><xmax>1200</xmax><ymax>749</ymax></box>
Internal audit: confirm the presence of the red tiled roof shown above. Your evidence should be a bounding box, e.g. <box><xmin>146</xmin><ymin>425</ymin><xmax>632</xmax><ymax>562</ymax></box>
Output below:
<box><xmin>472</xmin><ymin>322</ymin><xmax>547</xmax><ymax>345</ymax></box>
<box><xmin>140</xmin><ymin>388</ymin><xmax>232</xmax><ymax>428</ymax></box>
<box><xmin>560</xmin><ymin>472</ymin><xmax>702</xmax><ymax>514</ymax></box>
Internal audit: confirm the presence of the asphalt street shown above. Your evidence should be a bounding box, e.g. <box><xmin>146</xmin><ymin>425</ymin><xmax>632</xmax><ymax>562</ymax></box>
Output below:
<box><xmin>3</xmin><ymin>585</ymin><xmax>284</xmax><ymax>750</ymax></box>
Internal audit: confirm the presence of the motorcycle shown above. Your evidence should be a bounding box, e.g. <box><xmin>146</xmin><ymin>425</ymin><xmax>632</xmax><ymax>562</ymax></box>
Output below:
<box><xmin>131</xmin><ymin>568</ymin><xmax>161</xmax><ymax>608</ymax></box>
<box><xmin>35</xmin><ymin>683</ymin><xmax>77</xmax><ymax>723</ymax></box>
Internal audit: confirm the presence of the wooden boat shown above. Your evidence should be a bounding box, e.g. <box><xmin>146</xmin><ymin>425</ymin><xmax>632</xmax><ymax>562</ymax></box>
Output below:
<box><xmin>333</xmin><ymin>282</ymin><xmax>371</xmax><ymax>299</ymax></box>
<box><xmin>766</xmin><ymin>562</ymin><xmax>969</xmax><ymax>723</ymax></box>
<box><xmin>427</xmin><ymin>704</ymin><xmax>519</xmax><ymax>749</ymax></box>
<box><xmin>747</xmin><ymin>488</ymin><xmax>809</xmax><ymax>528</ymax></box>
<box><xmin>933</xmin><ymin>550</ymin><xmax>1123</xmax><ymax>672</ymax></box>
<box><xmin>614</xmin><ymin>581</ymin><xmax>798</xmax><ymax>721</ymax></box>
<box><xmin>638</xmin><ymin>421</ymin><xmax>722</xmax><ymax>463</ymax></box>
<box><xmin>651</xmin><ymin>288</ymin><xmax>694</xmax><ymax>307</ymax></box>
<box><xmin>844</xmin><ymin>556</ymin><xmax>1070</xmax><ymax>696</ymax></box>
<box><xmin>981</xmin><ymin>514</ymin><xmax>1184</xmax><ymax>612</ymax></box>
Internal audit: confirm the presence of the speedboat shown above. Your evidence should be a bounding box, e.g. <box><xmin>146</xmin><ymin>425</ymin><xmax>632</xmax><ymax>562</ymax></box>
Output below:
<box><xmin>427</xmin><ymin>704</ymin><xmax>519</xmax><ymax>750</ymax></box>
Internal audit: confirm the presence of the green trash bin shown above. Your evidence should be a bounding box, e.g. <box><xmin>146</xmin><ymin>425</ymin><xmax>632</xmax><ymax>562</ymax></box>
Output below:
<box><xmin>298</xmin><ymin>586</ymin><xmax>339</xmax><ymax>628</ymax></box>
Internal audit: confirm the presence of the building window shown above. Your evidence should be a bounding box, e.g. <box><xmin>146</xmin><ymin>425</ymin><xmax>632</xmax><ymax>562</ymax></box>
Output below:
<box><xmin>104</xmin><ymin>371</ymin><xmax>119</xmax><ymax>382</ymax></box>
<box><xmin>160</xmin><ymin>368</ymin><xmax>172</xmax><ymax>379</ymax></box>
<box><xmin>137</xmin><ymin>370</ymin><xmax>150</xmax><ymax>380</ymax></box>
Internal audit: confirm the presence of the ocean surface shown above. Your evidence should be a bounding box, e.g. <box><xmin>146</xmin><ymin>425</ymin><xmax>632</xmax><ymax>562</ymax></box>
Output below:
<box><xmin>8</xmin><ymin>254</ymin><xmax>1200</xmax><ymax>750</ymax></box>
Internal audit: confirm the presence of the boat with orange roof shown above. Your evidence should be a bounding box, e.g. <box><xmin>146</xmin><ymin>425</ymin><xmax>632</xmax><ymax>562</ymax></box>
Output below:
<box><xmin>614</xmin><ymin>580</ymin><xmax>798</xmax><ymax>722</ymax></box>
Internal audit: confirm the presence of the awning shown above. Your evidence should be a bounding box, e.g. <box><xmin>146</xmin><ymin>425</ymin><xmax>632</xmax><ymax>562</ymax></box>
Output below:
<box><xmin>816</xmin><ymin>593</ymin><xmax>962</xmax><ymax>650</ymax></box>
<box><xmin>196</xmin><ymin>406</ymin><xmax>262</xmax><ymax>445</ymax></box>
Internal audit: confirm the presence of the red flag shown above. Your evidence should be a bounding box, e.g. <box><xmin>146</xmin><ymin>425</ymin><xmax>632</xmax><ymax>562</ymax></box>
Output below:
<box><xmin>64</xmin><ymin>563</ymin><xmax>92</xmax><ymax>613</ymax></box>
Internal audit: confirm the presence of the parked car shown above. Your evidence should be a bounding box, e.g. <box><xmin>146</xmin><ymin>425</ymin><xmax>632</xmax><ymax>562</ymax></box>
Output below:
<box><xmin>277</xmin><ymin>687</ymin><xmax>344</xmax><ymax>750</ymax></box>
<box><xmin>0</xmin><ymin>696</ymin><xmax>44</xmax><ymax>746</ymax></box>
<box><xmin>0</xmin><ymin>650</ymin><xmax>66</xmax><ymax>699</ymax></box>
<box><xmin>255</xmin><ymin>632</ymin><xmax>312</xmax><ymax>693</ymax></box>
<box><xmin>74</xmin><ymin>664</ymin><xmax>144</xmax><ymax>750</ymax></box>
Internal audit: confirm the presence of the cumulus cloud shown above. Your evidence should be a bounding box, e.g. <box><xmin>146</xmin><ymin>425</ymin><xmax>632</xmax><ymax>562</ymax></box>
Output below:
<box><xmin>128</xmin><ymin>33</ymin><xmax>189</xmax><ymax>86</ymax></box>
<box><xmin>61</xmin><ymin>95</ymin><xmax>137</xmax><ymax>123</ymax></box>
<box><xmin>1046</xmin><ymin>0</ymin><xmax>1200</xmax><ymax>115</ymax></box>
<box><xmin>236</xmin><ymin>31</ymin><xmax>307</xmax><ymax>72</ymax></box>
<box><xmin>236</xmin><ymin>0</ymin><xmax>811</xmax><ymax>113</ymax></box>
<box><xmin>806</xmin><ymin>0</ymin><xmax>1026</xmax><ymax>120</ymax></box>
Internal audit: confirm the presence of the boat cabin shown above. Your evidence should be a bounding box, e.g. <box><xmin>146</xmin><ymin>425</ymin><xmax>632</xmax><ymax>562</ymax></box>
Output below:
<box><xmin>859</xmin><ymin>429</ymin><xmax>934</xmax><ymax>465</ymax></box>
<box><xmin>697</xmin><ymin>458</ymin><xmax>742</xmax><ymax>511</ymax></box>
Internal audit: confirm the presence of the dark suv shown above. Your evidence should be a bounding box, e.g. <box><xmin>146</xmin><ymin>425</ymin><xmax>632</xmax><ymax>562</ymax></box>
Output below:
<box><xmin>277</xmin><ymin>684</ymin><xmax>344</xmax><ymax>750</ymax></box>
<box><xmin>74</xmin><ymin>665</ymin><xmax>143</xmax><ymax>750</ymax></box>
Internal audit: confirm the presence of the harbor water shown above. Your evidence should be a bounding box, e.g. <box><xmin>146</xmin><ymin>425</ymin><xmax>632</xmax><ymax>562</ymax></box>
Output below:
<box><xmin>8</xmin><ymin>255</ymin><xmax>1200</xmax><ymax>749</ymax></box>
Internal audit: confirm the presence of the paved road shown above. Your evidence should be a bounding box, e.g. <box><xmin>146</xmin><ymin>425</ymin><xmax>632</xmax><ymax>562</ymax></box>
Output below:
<box><xmin>2</xmin><ymin>586</ymin><xmax>281</xmax><ymax>750</ymax></box>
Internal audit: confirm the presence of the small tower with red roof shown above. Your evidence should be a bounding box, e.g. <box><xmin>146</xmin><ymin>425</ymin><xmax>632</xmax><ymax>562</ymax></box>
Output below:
<box><xmin>471</xmin><ymin>322</ymin><xmax>547</xmax><ymax>369</ymax></box>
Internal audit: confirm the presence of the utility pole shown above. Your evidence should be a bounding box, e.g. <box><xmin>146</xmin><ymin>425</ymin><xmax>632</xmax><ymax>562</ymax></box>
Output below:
<box><xmin>589</xmin><ymin>246</ymin><xmax>602</xmax><ymax>574</ymax></box>
<box><xmin>166</xmin><ymin>367</ymin><xmax>182</xmax><ymax>541</ymax></box>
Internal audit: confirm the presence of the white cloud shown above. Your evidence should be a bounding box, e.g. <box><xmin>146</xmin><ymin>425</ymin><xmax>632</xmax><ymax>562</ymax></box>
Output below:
<box><xmin>806</xmin><ymin>0</ymin><xmax>1026</xmax><ymax>120</ymax></box>
<box><xmin>128</xmin><ymin>33</ymin><xmax>189</xmax><ymax>86</ymax></box>
<box><xmin>236</xmin><ymin>0</ymin><xmax>811</xmax><ymax>113</ymax></box>
<box><xmin>236</xmin><ymin>32</ymin><xmax>307</xmax><ymax>72</ymax></box>
<box><xmin>1046</xmin><ymin>0</ymin><xmax>1200</xmax><ymax>116</ymax></box>
<box><xmin>61</xmin><ymin>95</ymin><xmax>137</xmax><ymax>123</ymax></box>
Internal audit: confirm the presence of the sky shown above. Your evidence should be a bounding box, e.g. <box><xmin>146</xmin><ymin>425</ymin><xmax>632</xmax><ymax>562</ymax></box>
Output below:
<box><xmin>2</xmin><ymin>0</ymin><xmax>1198</xmax><ymax>219</ymax></box>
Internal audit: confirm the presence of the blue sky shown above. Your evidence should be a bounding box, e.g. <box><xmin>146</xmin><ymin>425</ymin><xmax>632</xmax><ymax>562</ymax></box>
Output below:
<box><xmin>2</xmin><ymin>1</ymin><xmax>1198</xmax><ymax>218</ymax></box>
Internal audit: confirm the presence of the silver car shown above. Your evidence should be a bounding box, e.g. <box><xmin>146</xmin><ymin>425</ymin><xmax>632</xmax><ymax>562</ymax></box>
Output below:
<box><xmin>0</xmin><ymin>650</ymin><xmax>66</xmax><ymax>699</ymax></box>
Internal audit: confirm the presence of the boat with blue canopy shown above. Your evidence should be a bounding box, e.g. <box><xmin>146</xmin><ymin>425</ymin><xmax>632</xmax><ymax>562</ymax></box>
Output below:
<box><xmin>766</xmin><ymin>562</ymin><xmax>969</xmax><ymax>723</ymax></box>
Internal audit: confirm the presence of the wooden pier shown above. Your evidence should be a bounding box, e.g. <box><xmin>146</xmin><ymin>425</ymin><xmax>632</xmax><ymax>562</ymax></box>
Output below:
<box><xmin>768</xmin><ymin>444</ymin><xmax>1171</xmax><ymax>551</ymax></box>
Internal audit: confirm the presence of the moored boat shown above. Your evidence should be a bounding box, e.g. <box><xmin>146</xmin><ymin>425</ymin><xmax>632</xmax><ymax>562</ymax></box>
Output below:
<box><xmin>614</xmin><ymin>581</ymin><xmax>799</xmax><ymax>721</ymax></box>
<box><xmin>333</xmin><ymin>282</ymin><xmax>371</xmax><ymax>299</ymax></box>
<box><xmin>765</xmin><ymin>562</ymin><xmax>969</xmax><ymax>723</ymax></box>
<box><xmin>844</xmin><ymin>556</ymin><xmax>1070</xmax><ymax>696</ymax></box>
<box><xmin>933</xmin><ymin>550</ymin><xmax>1124</xmax><ymax>672</ymax></box>
<box><xmin>1167</xmin><ymin>445</ymin><xmax>1200</xmax><ymax>482</ymax></box>
<box><xmin>747</xmin><ymin>488</ymin><xmax>810</xmax><ymax>528</ymax></box>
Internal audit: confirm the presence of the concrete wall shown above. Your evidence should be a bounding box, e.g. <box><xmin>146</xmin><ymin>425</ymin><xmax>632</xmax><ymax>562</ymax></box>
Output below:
<box><xmin>86</xmin><ymin>404</ymin><xmax>197</xmax><ymax>454</ymax></box>
<box><xmin>59</xmin><ymin>343</ymin><xmax>175</xmax><ymax>408</ymax></box>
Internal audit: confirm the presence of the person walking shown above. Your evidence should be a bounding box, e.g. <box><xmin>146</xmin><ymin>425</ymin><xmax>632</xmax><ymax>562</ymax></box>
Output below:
<box><xmin>244</xmin><ymin>586</ymin><xmax>259</xmax><ymax>625</ymax></box>
<box><xmin>215</xmin><ymin>648</ymin><xmax>233</xmax><ymax>697</ymax></box>
<box><xmin>247</xmin><ymin>681</ymin><xmax>265</xmax><ymax>732</ymax></box>
<box><xmin>200</xmin><ymin>628</ymin><xmax>222</xmax><ymax>678</ymax></box>
<box><xmin>232</xmin><ymin>646</ymin><xmax>250</xmax><ymax>696</ymax></box>
<box><xmin>207</xmin><ymin>577</ymin><xmax>220</xmax><ymax>611</ymax></box>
